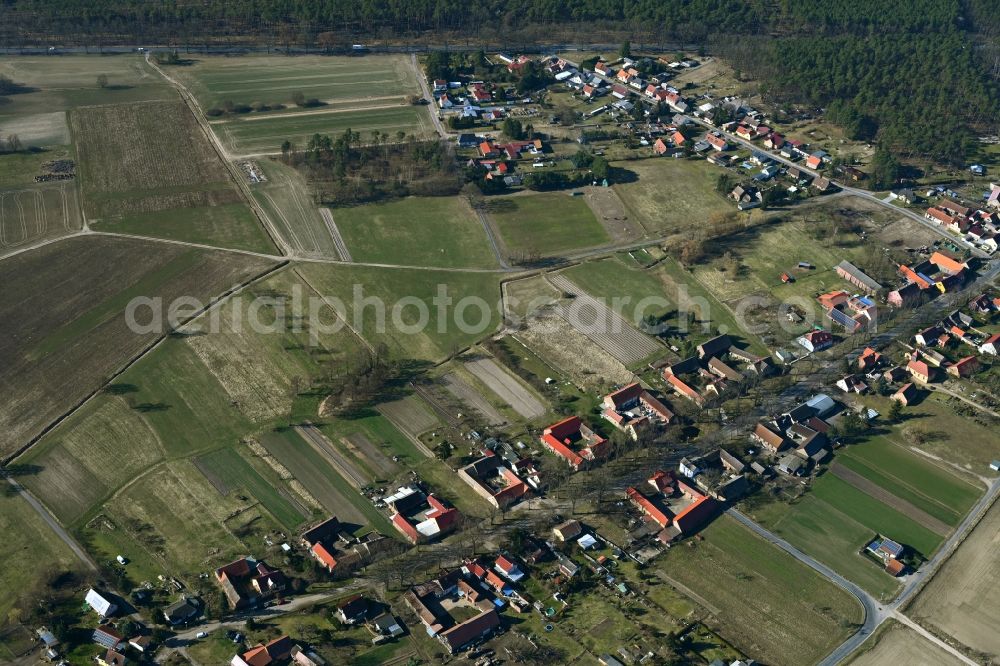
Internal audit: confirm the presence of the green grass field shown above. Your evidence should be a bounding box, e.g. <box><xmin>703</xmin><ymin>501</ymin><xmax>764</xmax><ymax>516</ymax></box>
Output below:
<box><xmin>0</xmin><ymin>147</ymin><xmax>74</xmax><ymax>187</ymax></box>
<box><xmin>213</xmin><ymin>105</ymin><xmax>432</xmax><ymax>156</ymax></box>
<box><xmin>173</xmin><ymin>55</ymin><xmax>419</xmax><ymax>110</ymax></box>
<box><xmin>894</xmin><ymin>392</ymin><xmax>1000</xmax><ymax>472</ymax></box>
<box><xmin>560</xmin><ymin>255</ymin><xmax>674</xmax><ymax>321</ymax></box>
<box><xmin>657</xmin><ymin>514</ymin><xmax>862</xmax><ymax>666</ymax></box>
<box><xmin>486</xmin><ymin>192</ymin><xmax>610</xmax><ymax>256</ymax></box>
<box><xmin>812</xmin><ymin>474</ymin><xmax>944</xmax><ymax>557</ymax></box>
<box><xmin>0</xmin><ymin>490</ymin><xmax>81</xmax><ymax>620</ymax></box>
<box><xmin>0</xmin><ymin>55</ymin><xmax>175</xmax><ymax>117</ymax></box>
<box><xmin>837</xmin><ymin>437</ymin><xmax>981</xmax><ymax>526</ymax></box>
<box><xmin>333</xmin><ymin>196</ymin><xmax>497</xmax><ymax>268</ymax></box>
<box><xmin>298</xmin><ymin>263</ymin><xmax>502</xmax><ymax>361</ymax></box>
<box><xmin>750</xmin><ymin>495</ymin><xmax>903</xmax><ymax>599</ymax></box>
<box><xmin>109</xmin><ymin>203</ymin><xmax>276</xmax><ymax>254</ymax></box>
<box><xmin>613</xmin><ymin>157</ymin><xmax>733</xmax><ymax>234</ymax></box>
<box><xmin>194</xmin><ymin>447</ymin><xmax>307</xmax><ymax>529</ymax></box>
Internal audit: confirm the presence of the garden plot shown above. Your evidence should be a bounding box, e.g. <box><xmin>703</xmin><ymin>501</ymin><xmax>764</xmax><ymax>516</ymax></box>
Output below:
<box><xmin>547</xmin><ymin>273</ymin><xmax>661</xmax><ymax>365</ymax></box>
<box><xmin>515</xmin><ymin>309</ymin><xmax>634</xmax><ymax>390</ymax></box>
<box><xmin>343</xmin><ymin>431</ymin><xmax>400</xmax><ymax>480</ymax></box>
<box><xmin>464</xmin><ymin>358</ymin><xmax>546</xmax><ymax>419</ymax></box>
<box><xmin>442</xmin><ymin>373</ymin><xmax>505</xmax><ymax>425</ymax></box>
<box><xmin>377</xmin><ymin>395</ymin><xmax>440</xmax><ymax>440</ymax></box>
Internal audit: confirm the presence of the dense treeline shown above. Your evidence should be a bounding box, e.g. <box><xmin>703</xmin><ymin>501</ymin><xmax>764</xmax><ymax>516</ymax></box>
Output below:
<box><xmin>281</xmin><ymin>128</ymin><xmax>461</xmax><ymax>205</ymax></box>
<box><xmin>717</xmin><ymin>32</ymin><xmax>997</xmax><ymax>166</ymax></box>
<box><xmin>1</xmin><ymin>1</ymin><xmax>996</xmax><ymax>165</ymax></box>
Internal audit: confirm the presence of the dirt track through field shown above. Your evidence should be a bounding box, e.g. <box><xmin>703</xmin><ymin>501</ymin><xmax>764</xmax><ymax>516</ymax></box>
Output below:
<box><xmin>319</xmin><ymin>207</ymin><xmax>352</xmax><ymax>261</ymax></box>
<box><xmin>464</xmin><ymin>358</ymin><xmax>546</xmax><ymax>419</ymax></box>
<box><xmin>547</xmin><ymin>273</ymin><xmax>661</xmax><ymax>364</ymax></box>
<box><xmin>443</xmin><ymin>373</ymin><xmax>506</xmax><ymax>425</ymax></box>
<box><xmin>830</xmin><ymin>463</ymin><xmax>951</xmax><ymax>536</ymax></box>
<box><xmin>295</xmin><ymin>424</ymin><xmax>371</xmax><ymax>489</ymax></box>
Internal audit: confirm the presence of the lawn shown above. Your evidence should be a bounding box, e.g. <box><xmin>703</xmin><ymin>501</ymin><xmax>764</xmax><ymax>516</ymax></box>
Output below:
<box><xmin>213</xmin><ymin>105</ymin><xmax>432</xmax><ymax>156</ymax></box>
<box><xmin>297</xmin><ymin>263</ymin><xmax>502</xmax><ymax>361</ymax></box>
<box><xmin>194</xmin><ymin>447</ymin><xmax>307</xmax><ymax>530</ymax></box>
<box><xmin>332</xmin><ymin>196</ymin><xmax>498</xmax><ymax>268</ymax></box>
<box><xmin>656</xmin><ymin>514</ymin><xmax>862</xmax><ymax>666</ymax></box>
<box><xmin>750</xmin><ymin>495</ymin><xmax>903</xmax><ymax>600</ymax></box>
<box><xmin>172</xmin><ymin>55</ymin><xmax>420</xmax><ymax>110</ymax></box>
<box><xmin>485</xmin><ymin>192</ymin><xmax>610</xmax><ymax>256</ymax></box>
<box><xmin>0</xmin><ymin>490</ymin><xmax>81</xmax><ymax>620</ymax></box>
<box><xmin>837</xmin><ymin>436</ymin><xmax>982</xmax><ymax>526</ymax></box>
<box><xmin>612</xmin><ymin>157</ymin><xmax>733</xmax><ymax>234</ymax></box>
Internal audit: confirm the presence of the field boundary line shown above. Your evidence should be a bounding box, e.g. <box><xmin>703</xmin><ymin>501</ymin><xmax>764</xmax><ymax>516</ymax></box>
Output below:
<box><xmin>829</xmin><ymin>462</ymin><xmax>951</xmax><ymax>537</ymax></box>
<box><xmin>4</xmin><ymin>260</ymin><xmax>289</xmax><ymax>467</ymax></box>
<box><xmin>144</xmin><ymin>52</ymin><xmax>289</xmax><ymax>257</ymax></box>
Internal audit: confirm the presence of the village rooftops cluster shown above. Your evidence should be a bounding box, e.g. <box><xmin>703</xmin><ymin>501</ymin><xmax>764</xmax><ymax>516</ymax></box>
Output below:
<box><xmin>231</xmin><ymin>635</ymin><xmax>324</xmax><ymax>666</ymax></box>
<box><xmin>215</xmin><ymin>556</ymin><xmax>287</xmax><ymax>610</ymax></box>
<box><xmin>750</xmin><ymin>394</ymin><xmax>838</xmax><ymax>476</ymax></box>
<box><xmin>923</xmin><ymin>194</ymin><xmax>999</xmax><ymax>254</ymax></box>
<box><xmin>404</xmin><ymin>568</ymin><xmax>504</xmax><ymax>654</ymax></box>
<box><xmin>83</xmin><ymin>589</ymin><xmax>158</xmax><ymax>666</ymax></box>
<box><xmin>383</xmin><ymin>484</ymin><xmax>461</xmax><ymax>543</ymax></box>
<box><xmin>625</xmin><ymin>469</ymin><xmax>718</xmax><ymax>544</ymax></box>
<box><xmin>661</xmin><ymin>335</ymin><xmax>773</xmax><ymax>407</ymax></box>
<box><xmin>601</xmin><ymin>382</ymin><xmax>674</xmax><ymax>438</ymax></box>
<box><xmin>540</xmin><ymin>415</ymin><xmax>609</xmax><ymax>470</ymax></box>
<box><xmin>299</xmin><ymin>516</ymin><xmax>392</xmax><ymax>576</ymax></box>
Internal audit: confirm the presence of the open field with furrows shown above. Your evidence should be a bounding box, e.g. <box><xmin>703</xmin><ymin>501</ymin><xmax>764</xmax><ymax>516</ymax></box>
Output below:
<box><xmin>0</xmin><ymin>235</ymin><xmax>272</xmax><ymax>458</ymax></box>
<box><xmin>0</xmin><ymin>55</ymin><xmax>175</xmax><ymax>117</ymax></box>
<box><xmin>377</xmin><ymin>395</ymin><xmax>441</xmax><ymax>440</ymax></box>
<box><xmin>317</xmin><ymin>412</ymin><xmax>427</xmax><ymax>471</ymax></box>
<box><xmin>484</xmin><ymin>192</ymin><xmax>611</xmax><ymax>257</ymax></box>
<box><xmin>835</xmin><ymin>437</ymin><xmax>982</xmax><ymax>527</ymax></box>
<box><xmin>250</xmin><ymin>159</ymin><xmax>341</xmax><ymax>258</ymax></box>
<box><xmin>909</xmin><ymin>498</ymin><xmax>1000</xmax><ymax>661</ymax></box>
<box><xmin>258</xmin><ymin>428</ymin><xmax>395</xmax><ymax>536</ymax></box>
<box><xmin>847</xmin><ymin>620</ymin><xmax>965</xmax><ymax>666</ymax></box>
<box><xmin>296</xmin><ymin>264</ymin><xmax>502</xmax><ymax>362</ymax></box>
<box><xmin>17</xmin><ymin>337</ymin><xmax>258</xmax><ymax>523</ymax></box>
<box><xmin>442</xmin><ymin>372</ymin><xmax>505</xmax><ymax>424</ymax></box>
<box><xmin>183</xmin><ymin>268</ymin><xmax>368</xmax><ymax>425</ymax></box>
<box><xmin>213</xmin><ymin>105</ymin><xmax>433</xmax><ymax>156</ymax></box>
<box><xmin>332</xmin><ymin>196</ymin><xmax>498</xmax><ymax>268</ymax></box>
<box><xmin>0</xmin><ymin>183</ymin><xmax>81</xmax><ymax>255</ymax></box>
<box><xmin>194</xmin><ymin>447</ymin><xmax>307</xmax><ymax>530</ymax></box>
<box><xmin>70</xmin><ymin>100</ymin><xmax>275</xmax><ymax>252</ymax></box>
<box><xmin>547</xmin><ymin>272</ymin><xmax>662</xmax><ymax>365</ymax></box>
<box><xmin>515</xmin><ymin>309</ymin><xmax>635</xmax><ymax>390</ymax></box>
<box><xmin>0</xmin><ymin>490</ymin><xmax>81</xmax><ymax>621</ymax></box>
<box><xmin>464</xmin><ymin>357</ymin><xmax>547</xmax><ymax>419</ymax></box>
<box><xmin>612</xmin><ymin>157</ymin><xmax>733</xmax><ymax>235</ymax></box>
<box><xmin>172</xmin><ymin>55</ymin><xmax>420</xmax><ymax>111</ymax></box>
<box><xmin>657</xmin><ymin>515</ymin><xmax>862</xmax><ymax>666</ymax></box>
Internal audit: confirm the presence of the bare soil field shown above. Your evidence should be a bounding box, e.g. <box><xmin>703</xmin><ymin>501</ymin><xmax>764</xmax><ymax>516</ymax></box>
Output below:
<box><xmin>0</xmin><ymin>183</ymin><xmax>81</xmax><ymax>256</ymax></box>
<box><xmin>830</xmin><ymin>463</ymin><xmax>951</xmax><ymax>537</ymax></box>
<box><xmin>464</xmin><ymin>358</ymin><xmax>546</xmax><ymax>419</ymax></box>
<box><xmin>849</xmin><ymin>620</ymin><xmax>965</xmax><ymax>666</ymax></box>
<box><xmin>0</xmin><ymin>235</ymin><xmax>272</xmax><ymax>458</ymax></box>
<box><xmin>909</xmin><ymin>498</ymin><xmax>1000</xmax><ymax>661</ymax></box>
<box><xmin>377</xmin><ymin>395</ymin><xmax>440</xmax><ymax>440</ymax></box>
<box><xmin>344</xmin><ymin>431</ymin><xmax>400</xmax><ymax>480</ymax></box>
<box><xmin>295</xmin><ymin>425</ymin><xmax>370</xmax><ymax>489</ymax></box>
<box><xmin>547</xmin><ymin>273</ymin><xmax>661</xmax><ymax>365</ymax></box>
<box><xmin>583</xmin><ymin>185</ymin><xmax>644</xmax><ymax>243</ymax></box>
<box><xmin>442</xmin><ymin>373</ymin><xmax>506</xmax><ymax>425</ymax></box>
<box><xmin>514</xmin><ymin>309</ymin><xmax>634</xmax><ymax>390</ymax></box>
